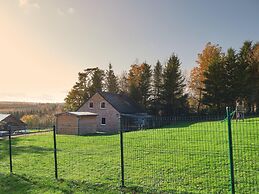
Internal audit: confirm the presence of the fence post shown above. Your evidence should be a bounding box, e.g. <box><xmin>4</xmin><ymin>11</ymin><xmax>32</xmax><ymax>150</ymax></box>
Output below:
<box><xmin>53</xmin><ymin>125</ymin><xmax>58</xmax><ymax>179</ymax></box>
<box><xmin>226</xmin><ymin>107</ymin><xmax>235</xmax><ymax>194</ymax></box>
<box><xmin>119</xmin><ymin>116</ymin><xmax>125</xmax><ymax>188</ymax></box>
<box><xmin>8</xmin><ymin>125</ymin><xmax>13</xmax><ymax>174</ymax></box>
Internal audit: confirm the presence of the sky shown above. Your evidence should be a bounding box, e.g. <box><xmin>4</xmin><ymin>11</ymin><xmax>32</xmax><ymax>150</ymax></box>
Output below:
<box><xmin>0</xmin><ymin>0</ymin><xmax>258</xmax><ymax>103</ymax></box>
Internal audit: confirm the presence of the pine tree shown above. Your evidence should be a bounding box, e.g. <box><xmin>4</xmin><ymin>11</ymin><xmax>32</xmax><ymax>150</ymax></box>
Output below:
<box><xmin>252</xmin><ymin>42</ymin><xmax>259</xmax><ymax>111</ymax></box>
<box><xmin>151</xmin><ymin>60</ymin><xmax>163</xmax><ymax>115</ymax></box>
<box><xmin>202</xmin><ymin>58</ymin><xmax>228</xmax><ymax>113</ymax></box>
<box><xmin>118</xmin><ymin>71</ymin><xmax>128</xmax><ymax>94</ymax></box>
<box><xmin>88</xmin><ymin>68</ymin><xmax>104</xmax><ymax>96</ymax></box>
<box><xmin>105</xmin><ymin>63</ymin><xmax>119</xmax><ymax>93</ymax></box>
<box><xmin>64</xmin><ymin>68</ymin><xmax>104</xmax><ymax>111</ymax></box>
<box><xmin>64</xmin><ymin>72</ymin><xmax>88</xmax><ymax>111</ymax></box>
<box><xmin>161</xmin><ymin>54</ymin><xmax>187</xmax><ymax>115</ymax></box>
<box><xmin>224</xmin><ymin>48</ymin><xmax>240</xmax><ymax>106</ymax></box>
<box><xmin>139</xmin><ymin>63</ymin><xmax>152</xmax><ymax>109</ymax></box>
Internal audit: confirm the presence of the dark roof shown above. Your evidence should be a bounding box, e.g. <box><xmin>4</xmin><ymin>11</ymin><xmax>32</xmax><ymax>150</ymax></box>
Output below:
<box><xmin>98</xmin><ymin>92</ymin><xmax>145</xmax><ymax>114</ymax></box>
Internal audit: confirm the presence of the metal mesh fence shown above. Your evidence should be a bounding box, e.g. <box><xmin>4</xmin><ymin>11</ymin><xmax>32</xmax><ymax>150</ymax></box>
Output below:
<box><xmin>56</xmin><ymin>128</ymin><xmax>121</xmax><ymax>187</ymax></box>
<box><xmin>121</xmin><ymin>114</ymin><xmax>259</xmax><ymax>193</ymax></box>
<box><xmin>11</xmin><ymin>130</ymin><xmax>54</xmax><ymax>178</ymax></box>
<box><xmin>0</xmin><ymin>135</ymin><xmax>9</xmax><ymax>174</ymax></box>
<box><xmin>232</xmin><ymin>119</ymin><xmax>259</xmax><ymax>193</ymax></box>
<box><xmin>0</xmin><ymin>113</ymin><xmax>258</xmax><ymax>193</ymax></box>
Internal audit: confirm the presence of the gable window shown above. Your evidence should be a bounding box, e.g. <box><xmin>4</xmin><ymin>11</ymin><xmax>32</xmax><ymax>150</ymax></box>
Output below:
<box><xmin>101</xmin><ymin>118</ymin><xmax>106</xmax><ymax>125</ymax></box>
<box><xmin>100</xmin><ymin>102</ymin><xmax>106</xmax><ymax>109</ymax></box>
<box><xmin>89</xmin><ymin>102</ymin><xmax>94</xmax><ymax>109</ymax></box>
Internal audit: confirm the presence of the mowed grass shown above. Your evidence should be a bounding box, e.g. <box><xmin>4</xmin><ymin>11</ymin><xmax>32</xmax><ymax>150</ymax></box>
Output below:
<box><xmin>0</xmin><ymin>117</ymin><xmax>258</xmax><ymax>193</ymax></box>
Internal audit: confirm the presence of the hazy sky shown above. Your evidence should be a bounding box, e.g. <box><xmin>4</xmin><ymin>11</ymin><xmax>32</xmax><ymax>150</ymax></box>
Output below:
<box><xmin>0</xmin><ymin>0</ymin><xmax>258</xmax><ymax>102</ymax></box>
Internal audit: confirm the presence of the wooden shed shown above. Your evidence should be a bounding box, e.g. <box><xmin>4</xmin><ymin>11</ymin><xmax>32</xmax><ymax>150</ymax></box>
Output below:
<box><xmin>55</xmin><ymin>112</ymin><xmax>98</xmax><ymax>135</ymax></box>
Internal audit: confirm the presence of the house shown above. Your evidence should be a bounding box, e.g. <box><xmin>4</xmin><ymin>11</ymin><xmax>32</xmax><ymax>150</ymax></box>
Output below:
<box><xmin>0</xmin><ymin>113</ymin><xmax>27</xmax><ymax>134</ymax></box>
<box><xmin>56</xmin><ymin>92</ymin><xmax>148</xmax><ymax>135</ymax></box>
<box><xmin>55</xmin><ymin>112</ymin><xmax>98</xmax><ymax>135</ymax></box>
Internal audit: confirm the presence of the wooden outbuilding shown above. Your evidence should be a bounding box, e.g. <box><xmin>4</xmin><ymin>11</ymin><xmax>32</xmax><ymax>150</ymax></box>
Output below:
<box><xmin>55</xmin><ymin>112</ymin><xmax>98</xmax><ymax>135</ymax></box>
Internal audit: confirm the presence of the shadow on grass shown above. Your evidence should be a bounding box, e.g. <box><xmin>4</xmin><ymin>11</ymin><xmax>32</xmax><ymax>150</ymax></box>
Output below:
<box><xmin>0</xmin><ymin>173</ymin><xmax>186</xmax><ymax>194</ymax></box>
<box><xmin>0</xmin><ymin>173</ymin><xmax>153</xmax><ymax>194</ymax></box>
<box><xmin>121</xmin><ymin>185</ymin><xmax>186</xmax><ymax>194</ymax></box>
<box><xmin>0</xmin><ymin>137</ymin><xmax>54</xmax><ymax>162</ymax></box>
<box><xmin>82</xmin><ymin>131</ymin><xmax>119</xmax><ymax>137</ymax></box>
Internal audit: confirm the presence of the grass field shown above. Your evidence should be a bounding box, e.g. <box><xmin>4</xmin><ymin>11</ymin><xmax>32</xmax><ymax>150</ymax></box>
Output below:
<box><xmin>0</xmin><ymin>117</ymin><xmax>258</xmax><ymax>193</ymax></box>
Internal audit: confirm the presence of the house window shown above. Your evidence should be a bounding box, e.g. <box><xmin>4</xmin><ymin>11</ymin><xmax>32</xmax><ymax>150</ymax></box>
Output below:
<box><xmin>101</xmin><ymin>118</ymin><xmax>106</xmax><ymax>125</ymax></box>
<box><xmin>89</xmin><ymin>102</ymin><xmax>93</xmax><ymax>108</ymax></box>
<box><xmin>100</xmin><ymin>102</ymin><xmax>106</xmax><ymax>109</ymax></box>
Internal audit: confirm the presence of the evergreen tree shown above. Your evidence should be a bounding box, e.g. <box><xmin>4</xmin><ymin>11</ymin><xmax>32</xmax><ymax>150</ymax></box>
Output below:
<box><xmin>151</xmin><ymin>60</ymin><xmax>163</xmax><ymax>115</ymax></box>
<box><xmin>64</xmin><ymin>72</ymin><xmax>88</xmax><ymax>111</ymax></box>
<box><xmin>64</xmin><ymin>68</ymin><xmax>104</xmax><ymax>111</ymax></box>
<box><xmin>224</xmin><ymin>48</ymin><xmax>240</xmax><ymax>106</ymax></box>
<box><xmin>161</xmin><ymin>54</ymin><xmax>187</xmax><ymax>115</ymax></box>
<box><xmin>139</xmin><ymin>63</ymin><xmax>152</xmax><ymax>109</ymax></box>
<box><xmin>88</xmin><ymin>68</ymin><xmax>104</xmax><ymax>96</ymax></box>
<box><xmin>252</xmin><ymin>42</ymin><xmax>259</xmax><ymax>111</ymax></box>
<box><xmin>202</xmin><ymin>58</ymin><xmax>228</xmax><ymax>113</ymax></box>
<box><xmin>105</xmin><ymin>63</ymin><xmax>119</xmax><ymax>93</ymax></box>
<box><xmin>118</xmin><ymin>71</ymin><xmax>128</xmax><ymax>94</ymax></box>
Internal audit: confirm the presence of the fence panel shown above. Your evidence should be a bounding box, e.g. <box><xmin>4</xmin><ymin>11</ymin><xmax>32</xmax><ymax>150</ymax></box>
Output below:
<box><xmin>0</xmin><ymin>135</ymin><xmax>10</xmax><ymax>175</ymax></box>
<box><xmin>232</xmin><ymin>118</ymin><xmax>259</xmax><ymax>193</ymax></box>
<box><xmin>10</xmin><ymin>128</ymin><xmax>55</xmax><ymax>178</ymax></box>
<box><xmin>122</xmin><ymin>115</ymin><xmax>230</xmax><ymax>193</ymax></box>
<box><xmin>56</xmin><ymin>128</ymin><xmax>120</xmax><ymax>189</ymax></box>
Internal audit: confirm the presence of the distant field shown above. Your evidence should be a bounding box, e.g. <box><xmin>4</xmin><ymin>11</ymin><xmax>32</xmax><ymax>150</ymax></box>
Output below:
<box><xmin>0</xmin><ymin>118</ymin><xmax>258</xmax><ymax>193</ymax></box>
<box><xmin>0</xmin><ymin>101</ymin><xmax>64</xmax><ymax>113</ymax></box>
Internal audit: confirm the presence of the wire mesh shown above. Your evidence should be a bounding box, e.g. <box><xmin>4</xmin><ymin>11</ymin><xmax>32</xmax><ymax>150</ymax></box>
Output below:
<box><xmin>121</xmin><ymin>114</ymin><xmax>258</xmax><ymax>193</ymax></box>
<box><xmin>0</xmin><ymin>135</ymin><xmax>9</xmax><ymax>175</ymax></box>
<box><xmin>232</xmin><ymin>118</ymin><xmax>259</xmax><ymax>193</ymax></box>
<box><xmin>0</xmin><ymin>115</ymin><xmax>258</xmax><ymax>193</ymax></box>
<box><xmin>56</xmin><ymin>126</ymin><xmax>120</xmax><ymax>188</ymax></box>
<box><xmin>10</xmin><ymin>127</ymin><xmax>54</xmax><ymax>178</ymax></box>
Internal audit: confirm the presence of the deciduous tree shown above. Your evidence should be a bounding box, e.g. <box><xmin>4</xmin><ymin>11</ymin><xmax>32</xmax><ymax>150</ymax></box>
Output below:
<box><xmin>189</xmin><ymin>42</ymin><xmax>222</xmax><ymax>113</ymax></box>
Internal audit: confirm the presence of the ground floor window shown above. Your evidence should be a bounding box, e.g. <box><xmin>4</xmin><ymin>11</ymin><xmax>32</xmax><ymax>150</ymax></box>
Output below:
<box><xmin>101</xmin><ymin>118</ymin><xmax>106</xmax><ymax>125</ymax></box>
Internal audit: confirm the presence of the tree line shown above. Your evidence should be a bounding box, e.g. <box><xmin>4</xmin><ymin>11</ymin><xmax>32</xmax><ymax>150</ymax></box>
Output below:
<box><xmin>189</xmin><ymin>41</ymin><xmax>259</xmax><ymax>114</ymax></box>
<box><xmin>65</xmin><ymin>40</ymin><xmax>259</xmax><ymax>115</ymax></box>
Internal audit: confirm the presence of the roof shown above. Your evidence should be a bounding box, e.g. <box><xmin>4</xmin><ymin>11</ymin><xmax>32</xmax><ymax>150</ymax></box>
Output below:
<box><xmin>56</xmin><ymin>112</ymin><xmax>97</xmax><ymax>117</ymax></box>
<box><xmin>98</xmin><ymin>92</ymin><xmax>145</xmax><ymax>114</ymax></box>
<box><xmin>0</xmin><ymin>114</ymin><xmax>10</xmax><ymax>122</ymax></box>
<box><xmin>0</xmin><ymin>114</ymin><xmax>27</xmax><ymax>129</ymax></box>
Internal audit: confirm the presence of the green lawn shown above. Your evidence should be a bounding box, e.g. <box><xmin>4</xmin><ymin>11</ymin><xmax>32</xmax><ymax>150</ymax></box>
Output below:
<box><xmin>0</xmin><ymin>118</ymin><xmax>258</xmax><ymax>193</ymax></box>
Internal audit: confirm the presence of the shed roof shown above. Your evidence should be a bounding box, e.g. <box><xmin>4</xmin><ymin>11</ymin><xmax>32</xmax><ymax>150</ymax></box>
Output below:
<box><xmin>0</xmin><ymin>114</ymin><xmax>11</xmax><ymax>122</ymax></box>
<box><xmin>98</xmin><ymin>92</ymin><xmax>145</xmax><ymax>114</ymax></box>
<box><xmin>56</xmin><ymin>112</ymin><xmax>97</xmax><ymax>117</ymax></box>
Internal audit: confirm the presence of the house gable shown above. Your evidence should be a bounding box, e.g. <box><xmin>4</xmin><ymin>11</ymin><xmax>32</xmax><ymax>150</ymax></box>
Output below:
<box><xmin>78</xmin><ymin>93</ymin><xmax>120</xmax><ymax>132</ymax></box>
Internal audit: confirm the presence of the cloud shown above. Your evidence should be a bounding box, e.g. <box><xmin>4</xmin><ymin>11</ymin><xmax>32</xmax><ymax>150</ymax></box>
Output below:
<box><xmin>57</xmin><ymin>8</ymin><xmax>65</xmax><ymax>16</ymax></box>
<box><xmin>57</xmin><ymin>7</ymin><xmax>75</xmax><ymax>16</ymax></box>
<box><xmin>19</xmin><ymin>0</ymin><xmax>40</xmax><ymax>9</ymax></box>
<box><xmin>19</xmin><ymin>0</ymin><xmax>28</xmax><ymax>6</ymax></box>
<box><xmin>68</xmin><ymin>7</ymin><xmax>75</xmax><ymax>14</ymax></box>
